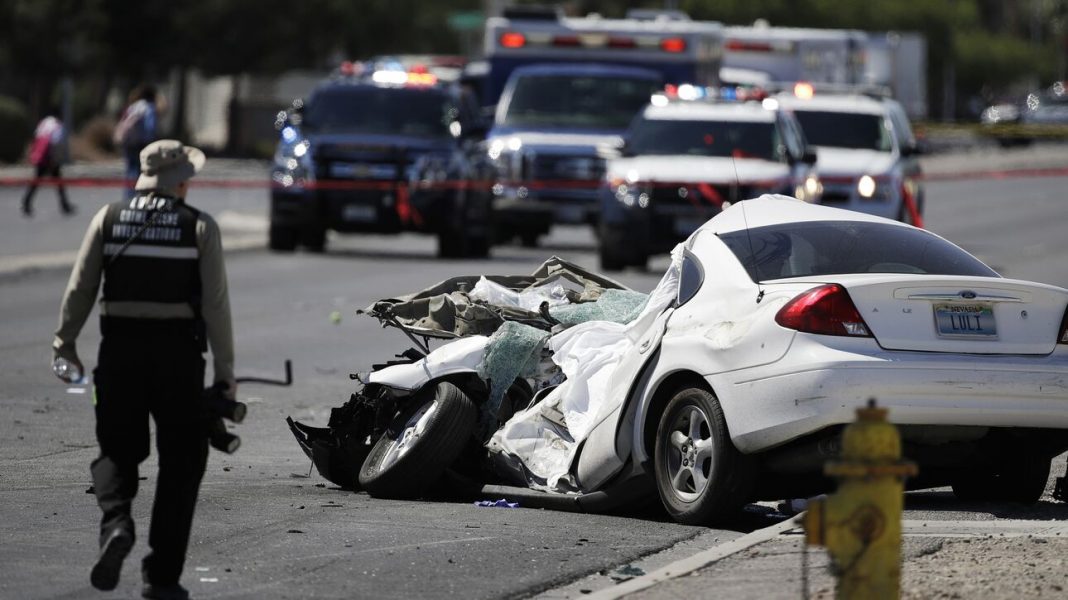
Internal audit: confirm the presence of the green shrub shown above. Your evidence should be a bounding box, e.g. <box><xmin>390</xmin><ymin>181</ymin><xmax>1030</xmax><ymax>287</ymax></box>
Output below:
<box><xmin>0</xmin><ymin>95</ymin><xmax>31</xmax><ymax>163</ymax></box>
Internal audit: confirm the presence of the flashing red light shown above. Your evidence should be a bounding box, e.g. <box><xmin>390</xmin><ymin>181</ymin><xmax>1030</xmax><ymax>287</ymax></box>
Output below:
<box><xmin>409</xmin><ymin>63</ymin><xmax>428</xmax><ymax>74</ymax></box>
<box><xmin>725</xmin><ymin>40</ymin><xmax>774</xmax><ymax>52</ymax></box>
<box><xmin>608</xmin><ymin>37</ymin><xmax>637</xmax><ymax>49</ymax></box>
<box><xmin>552</xmin><ymin>35</ymin><xmax>582</xmax><ymax>47</ymax></box>
<box><xmin>500</xmin><ymin>32</ymin><xmax>526</xmax><ymax>48</ymax></box>
<box><xmin>339</xmin><ymin>61</ymin><xmax>356</xmax><ymax>76</ymax></box>
<box><xmin>775</xmin><ymin>284</ymin><xmax>872</xmax><ymax>337</ymax></box>
<box><xmin>663</xmin><ymin>84</ymin><xmax>678</xmax><ymax>97</ymax></box>
<box><xmin>660</xmin><ymin>37</ymin><xmax>687</xmax><ymax>53</ymax></box>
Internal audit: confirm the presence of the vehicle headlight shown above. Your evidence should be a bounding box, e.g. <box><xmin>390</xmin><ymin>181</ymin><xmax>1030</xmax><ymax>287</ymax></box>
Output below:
<box><xmin>609</xmin><ymin>177</ymin><xmax>650</xmax><ymax>208</ymax></box>
<box><xmin>857</xmin><ymin>175</ymin><xmax>877</xmax><ymax>198</ymax></box>
<box><xmin>273</xmin><ymin>138</ymin><xmax>314</xmax><ymax>187</ymax></box>
<box><xmin>487</xmin><ymin>137</ymin><xmax>525</xmax><ymax>181</ymax></box>
<box><xmin>795</xmin><ymin>175</ymin><xmax>822</xmax><ymax>203</ymax></box>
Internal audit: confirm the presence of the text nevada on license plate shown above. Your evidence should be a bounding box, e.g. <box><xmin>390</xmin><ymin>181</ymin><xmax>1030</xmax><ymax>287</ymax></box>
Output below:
<box><xmin>934</xmin><ymin>303</ymin><xmax>997</xmax><ymax>338</ymax></box>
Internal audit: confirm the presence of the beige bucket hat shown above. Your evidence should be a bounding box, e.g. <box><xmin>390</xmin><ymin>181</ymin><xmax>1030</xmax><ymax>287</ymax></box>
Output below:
<box><xmin>135</xmin><ymin>139</ymin><xmax>206</xmax><ymax>193</ymax></box>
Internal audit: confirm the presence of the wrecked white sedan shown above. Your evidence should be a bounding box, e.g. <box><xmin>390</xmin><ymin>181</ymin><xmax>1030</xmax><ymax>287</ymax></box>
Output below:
<box><xmin>290</xmin><ymin>195</ymin><xmax>1068</xmax><ymax>524</ymax></box>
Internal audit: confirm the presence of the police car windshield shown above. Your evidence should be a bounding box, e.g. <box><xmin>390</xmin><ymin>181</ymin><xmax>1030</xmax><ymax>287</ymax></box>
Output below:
<box><xmin>627</xmin><ymin>119</ymin><xmax>781</xmax><ymax>161</ymax></box>
<box><xmin>502</xmin><ymin>75</ymin><xmax>658</xmax><ymax>130</ymax></box>
<box><xmin>719</xmin><ymin>221</ymin><xmax>998</xmax><ymax>282</ymax></box>
<box><xmin>792</xmin><ymin>111</ymin><xmax>892</xmax><ymax>152</ymax></box>
<box><xmin>302</xmin><ymin>87</ymin><xmax>455</xmax><ymax>138</ymax></box>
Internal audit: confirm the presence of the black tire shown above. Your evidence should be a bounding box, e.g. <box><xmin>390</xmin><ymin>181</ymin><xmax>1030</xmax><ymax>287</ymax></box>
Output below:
<box><xmin>268</xmin><ymin>224</ymin><xmax>298</xmax><ymax>252</ymax></box>
<box><xmin>301</xmin><ymin>226</ymin><xmax>327</xmax><ymax>253</ymax></box>
<box><xmin>598</xmin><ymin>224</ymin><xmax>629</xmax><ymax>272</ymax></box>
<box><xmin>518</xmin><ymin>230</ymin><xmax>540</xmax><ymax>248</ymax></box>
<box><xmin>438</xmin><ymin>230</ymin><xmax>490</xmax><ymax>259</ymax></box>
<box><xmin>951</xmin><ymin>457</ymin><xmax>1051</xmax><ymax>504</ymax></box>
<box><xmin>654</xmin><ymin>387</ymin><xmax>749</xmax><ymax>524</ymax></box>
<box><xmin>358</xmin><ymin>382</ymin><xmax>478</xmax><ymax>499</ymax></box>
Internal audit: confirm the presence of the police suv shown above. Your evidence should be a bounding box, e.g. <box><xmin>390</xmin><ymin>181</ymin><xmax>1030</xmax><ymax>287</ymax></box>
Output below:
<box><xmin>776</xmin><ymin>87</ymin><xmax>924</xmax><ymax>224</ymax></box>
<box><xmin>269</xmin><ymin>63</ymin><xmax>494</xmax><ymax>257</ymax></box>
<box><xmin>482</xmin><ymin>8</ymin><xmax>725</xmax><ymax>246</ymax></box>
<box><xmin>597</xmin><ymin>89</ymin><xmax>820</xmax><ymax>270</ymax></box>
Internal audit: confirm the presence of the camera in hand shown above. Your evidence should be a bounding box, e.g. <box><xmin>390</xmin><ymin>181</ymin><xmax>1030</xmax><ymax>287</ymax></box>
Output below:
<box><xmin>203</xmin><ymin>382</ymin><xmax>248</xmax><ymax>454</ymax></box>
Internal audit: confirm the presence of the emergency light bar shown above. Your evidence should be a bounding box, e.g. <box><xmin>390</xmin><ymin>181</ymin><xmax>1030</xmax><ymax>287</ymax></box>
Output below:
<box><xmin>498</xmin><ymin>31</ymin><xmax>687</xmax><ymax>53</ymax></box>
<box><xmin>658</xmin><ymin>82</ymin><xmax>769</xmax><ymax>103</ymax></box>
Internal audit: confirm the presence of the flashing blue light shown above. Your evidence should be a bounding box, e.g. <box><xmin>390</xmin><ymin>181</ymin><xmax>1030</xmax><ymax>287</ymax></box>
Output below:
<box><xmin>281</xmin><ymin>126</ymin><xmax>298</xmax><ymax>143</ymax></box>
<box><xmin>721</xmin><ymin>87</ymin><xmax>737</xmax><ymax>101</ymax></box>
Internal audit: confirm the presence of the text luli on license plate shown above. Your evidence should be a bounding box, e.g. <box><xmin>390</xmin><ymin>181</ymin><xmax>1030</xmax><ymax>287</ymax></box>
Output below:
<box><xmin>934</xmin><ymin>303</ymin><xmax>997</xmax><ymax>338</ymax></box>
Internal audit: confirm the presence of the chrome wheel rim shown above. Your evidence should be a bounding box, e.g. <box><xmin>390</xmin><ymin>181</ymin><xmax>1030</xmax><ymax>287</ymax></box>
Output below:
<box><xmin>378</xmin><ymin>399</ymin><xmax>438</xmax><ymax>471</ymax></box>
<box><xmin>664</xmin><ymin>405</ymin><xmax>714</xmax><ymax>502</ymax></box>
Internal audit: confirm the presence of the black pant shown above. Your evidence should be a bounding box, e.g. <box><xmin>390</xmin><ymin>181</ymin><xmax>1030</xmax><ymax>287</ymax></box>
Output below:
<box><xmin>91</xmin><ymin>318</ymin><xmax>207</xmax><ymax>586</ymax></box>
<box><xmin>21</xmin><ymin>162</ymin><xmax>72</xmax><ymax>213</ymax></box>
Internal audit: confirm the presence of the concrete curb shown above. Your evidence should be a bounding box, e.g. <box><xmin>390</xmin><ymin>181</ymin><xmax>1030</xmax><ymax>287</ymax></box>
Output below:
<box><xmin>585</xmin><ymin>517</ymin><xmax>799</xmax><ymax>599</ymax></box>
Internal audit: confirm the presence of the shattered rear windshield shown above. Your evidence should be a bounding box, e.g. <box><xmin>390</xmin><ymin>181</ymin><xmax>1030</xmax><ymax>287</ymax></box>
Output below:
<box><xmin>719</xmin><ymin>221</ymin><xmax>999</xmax><ymax>282</ymax></box>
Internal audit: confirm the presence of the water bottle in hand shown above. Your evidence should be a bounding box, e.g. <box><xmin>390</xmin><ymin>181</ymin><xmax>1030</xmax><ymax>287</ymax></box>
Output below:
<box><xmin>53</xmin><ymin>357</ymin><xmax>82</xmax><ymax>383</ymax></box>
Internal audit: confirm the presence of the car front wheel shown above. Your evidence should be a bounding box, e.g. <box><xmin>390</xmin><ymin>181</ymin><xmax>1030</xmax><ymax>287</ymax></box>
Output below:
<box><xmin>654</xmin><ymin>387</ymin><xmax>749</xmax><ymax>524</ymax></box>
<box><xmin>358</xmin><ymin>382</ymin><xmax>477</xmax><ymax>499</ymax></box>
<box><xmin>268</xmin><ymin>224</ymin><xmax>298</xmax><ymax>252</ymax></box>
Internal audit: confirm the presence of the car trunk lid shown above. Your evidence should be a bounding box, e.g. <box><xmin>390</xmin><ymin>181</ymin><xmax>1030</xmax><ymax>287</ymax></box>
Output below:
<box><xmin>777</xmin><ymin>273</ymin><xmax>1068</xmax><ymax>352</ymax></box>
<box><xmin>829</xmin><ymin>274</ymin><xmax>1068</xmax><ymax>354</ymax></box>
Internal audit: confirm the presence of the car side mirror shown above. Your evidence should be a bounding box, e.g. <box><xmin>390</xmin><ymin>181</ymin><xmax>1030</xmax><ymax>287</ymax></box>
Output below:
<box><xmin>598</xmin><ymin>138</ymin><xmax>628</xmax><ymax>159</ymax></box>
<box><xmin>800</xmin><ymin>148</ymin><xmax>818</xmax><ymax>165</ymax></box>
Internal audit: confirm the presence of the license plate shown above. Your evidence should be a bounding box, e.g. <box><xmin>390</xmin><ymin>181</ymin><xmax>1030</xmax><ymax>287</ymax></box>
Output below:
<box><xmin>674</xmin><ymin>218</ymin><xmax>704</xmax><ymax>236</ymax></box>
<box><xmin>934</xmin><ymin>303</ymin><xmax>997</xmax><ymax>338</ymax></box>
<box><xmin>342</xmin><ymin>204</ymin><xmax>376</xmax><ymax>222</ymax></box>
<box><xmin>329</xmin><ymin>162</ymin><xmax>394</xmax><ymax>179</ymax></box>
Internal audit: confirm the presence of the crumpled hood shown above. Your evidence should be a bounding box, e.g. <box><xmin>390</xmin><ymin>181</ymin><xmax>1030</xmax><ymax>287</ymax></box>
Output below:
<box><xmin>814</xmin><ymin>147</ymin><xmax>897</xmax><ymax>178</ymax></box>
<box><xmin>606</xmin><ymin>155</ymin><xmax>790</xmax><ymax>184</ymax></box>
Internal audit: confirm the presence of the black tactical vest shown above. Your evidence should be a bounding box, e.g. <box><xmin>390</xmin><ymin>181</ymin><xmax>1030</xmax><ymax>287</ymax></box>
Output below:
<box><xmin>101</xmin><ymin>194</ymin><xmax>201</xmax><ymax>308</ymax></box>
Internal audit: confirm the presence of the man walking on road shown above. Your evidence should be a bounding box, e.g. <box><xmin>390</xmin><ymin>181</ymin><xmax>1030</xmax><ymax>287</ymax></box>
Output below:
<box><xmin>52</xmin><ymin>139</ymin><xmax>235</xmax><ymax>600</ymax></box>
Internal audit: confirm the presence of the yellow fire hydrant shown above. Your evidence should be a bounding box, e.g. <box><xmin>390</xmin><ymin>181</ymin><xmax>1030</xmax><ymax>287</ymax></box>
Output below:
<box><xmin>802</xmin><ymin>399</ymin><xmax>917</xmax><ymax>600</ymax></box>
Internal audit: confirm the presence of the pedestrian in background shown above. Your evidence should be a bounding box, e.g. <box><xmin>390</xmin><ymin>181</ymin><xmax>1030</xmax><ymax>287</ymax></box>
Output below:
<box><xmin>21</xmin><ymin>106</ymin><xmax>74</xmax><ymax>216</ymax></box>
<box><xmin>113</xmin><ymin>85</ymin><xmax>159</xmax><ymax>198</ymax></box>
<box><xmin>53</xmin><ymin>139</ymin><xmax>235</xmax><ymax>600</ymax></box>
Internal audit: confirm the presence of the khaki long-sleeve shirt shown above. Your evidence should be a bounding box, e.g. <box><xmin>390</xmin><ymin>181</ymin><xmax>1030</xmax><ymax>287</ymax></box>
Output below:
<box><xmin>53</xmin><ymin>202</ymin><xmax>235</xmax><ymax>383</ymax></box>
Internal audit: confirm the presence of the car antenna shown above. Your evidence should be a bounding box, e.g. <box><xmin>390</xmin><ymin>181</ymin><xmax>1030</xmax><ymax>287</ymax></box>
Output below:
<box><xmin>731</xmin><ymin>156</ymin><xmax>764</xmax><ymax>303</ymax></box>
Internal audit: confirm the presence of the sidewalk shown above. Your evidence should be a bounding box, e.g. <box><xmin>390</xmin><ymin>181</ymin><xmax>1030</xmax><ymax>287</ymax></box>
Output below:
<box><xmin>596</xmin><ymin>519</ymin><xmax>1068</xmax><ymax>600</ymax></box>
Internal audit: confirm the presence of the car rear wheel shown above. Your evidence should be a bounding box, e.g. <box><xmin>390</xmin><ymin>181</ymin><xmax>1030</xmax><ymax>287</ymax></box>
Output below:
<box><xmin>518</xmin><ymin>229</ymin><xmax>540</xmax><ymax>248</ymax></box>
<box><xmin>268</xmin><ymin>224</ymin><xmax>298</xmax><ymax>252</ymax></box>
<box><xmin>654</xmin><ymin>387</ymin><xmax>749</xmax><ymax>524</ymax></box>
<box><xmin>358</xmin><ymin>382</ymin><xmax>477</xmax><ymax>499</ymax></box>
<box><xmin>599</xmin><ymin>223</ymin><xmax>644</xmax><ymax>271</ymax></box>
<box><xmin>301</xmin><ymin>225</ymin><xmax>327</xmax><ymax>253</ymax></box>
<box><xmin>951</xmin><ymin>457</ymin><xmax>1051</xmax><ymax>504</ymax></box>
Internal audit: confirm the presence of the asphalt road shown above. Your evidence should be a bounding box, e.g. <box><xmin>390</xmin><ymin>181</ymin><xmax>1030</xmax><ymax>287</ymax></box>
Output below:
<box><xmin>1</xmin><ymin>165</ymin><xmax>1067</xmax><ymax>599</ymax></box>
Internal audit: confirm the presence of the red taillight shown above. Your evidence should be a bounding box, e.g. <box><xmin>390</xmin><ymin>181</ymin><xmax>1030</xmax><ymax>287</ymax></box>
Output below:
<box><xmin>660</xmin><ymin>37</ymin><xmax>687</xmax><ymax>53</ymax></box>
<box><xmin>500</xmin><ymin>32</ymin><xmax>526</xmax><ymax>48</ymax></box>
<box><xmin>775</xmin><ymin>284</ymin><xmax>872</xmax><ymax>337</ymax></box>
<box><xmin>1059</xmin><ymin>307</ymin><xmax>1068</xmax><ymax>344</ymax></box>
